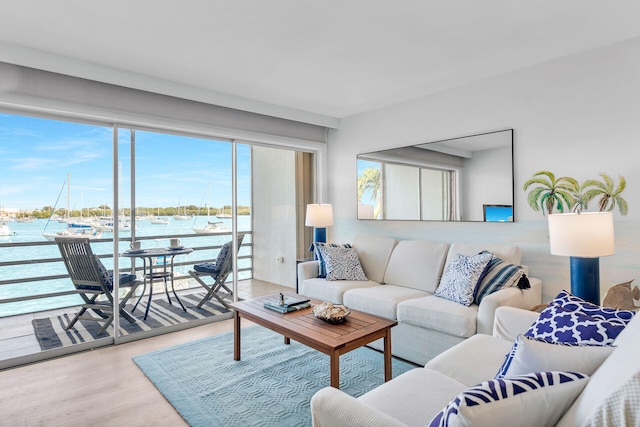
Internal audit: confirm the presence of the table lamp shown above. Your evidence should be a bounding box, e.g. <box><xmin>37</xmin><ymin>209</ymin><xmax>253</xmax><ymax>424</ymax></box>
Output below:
<box><xmin>548</xmin><ymin>211</ymin><xmax>615</xmax><ymax>304</ymax></box>
<box><xmin>305</xmin><ymin>203</ymin><xmax>334</xmax><ymax>243</ymax></box>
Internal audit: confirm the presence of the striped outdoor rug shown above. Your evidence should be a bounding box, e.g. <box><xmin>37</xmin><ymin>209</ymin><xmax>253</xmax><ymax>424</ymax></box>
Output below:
<box><xmin>32</xmin><ymin>292</ymin><xmax>234</xmax><ymax>350</ymax></box>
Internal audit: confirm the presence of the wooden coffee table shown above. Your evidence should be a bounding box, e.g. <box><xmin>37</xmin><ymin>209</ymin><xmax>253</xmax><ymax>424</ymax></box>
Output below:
<box><xmin>231</xmin><ymin>293</ymin><xmax>397</xmax><ymax>389</ymax></box>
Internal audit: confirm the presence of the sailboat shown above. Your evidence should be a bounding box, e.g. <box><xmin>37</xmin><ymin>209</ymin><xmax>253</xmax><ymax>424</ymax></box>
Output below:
<box><xmin>173</xmin><ymin>197</ymin><xmax>193</xmax><ymax>220</ymax></box>
<box><xmin>150</xmin><ymin>206</ymin><xmax>169</xmax><ymax>224</ymax></box>
<box><xmin>193</xmin><ymin>183</ymin><xmax>229</xmax><ymax>234</ymax></box>
<box><xmin>0</xmin><ymin>221</ymin><xmax>13</xmax><ymax>236</ymax></box>
<box><xmin>216</xmin><ymin>205</ymin><xmax>232</xmax><ymax>219</ymax></box>
<box><xmin>42</xmin><ymin>173</ymin><xmax>101</xmax><ymax>241</ymax></box>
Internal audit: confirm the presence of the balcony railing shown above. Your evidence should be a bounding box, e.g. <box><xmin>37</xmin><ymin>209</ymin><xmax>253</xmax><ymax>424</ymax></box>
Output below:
<box><xmin>0</xmin><ymin>231</ymin><xmax>252</xmax><ymax>318</ymax></box>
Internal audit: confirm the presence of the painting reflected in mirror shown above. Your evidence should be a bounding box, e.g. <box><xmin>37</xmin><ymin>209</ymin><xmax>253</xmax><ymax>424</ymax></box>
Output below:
<box><xmin>357</xmin><ymin>129</ymin><xmax>514</xmax><ymax>222</ymax></box>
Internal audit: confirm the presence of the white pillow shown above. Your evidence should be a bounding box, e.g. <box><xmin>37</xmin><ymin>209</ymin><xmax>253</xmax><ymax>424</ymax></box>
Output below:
<box><xmin>496</xmin><ymin>335</ymin><xmax>614</xmax><ymax>379</ymax></box>
<box><xmin>428</xmin><ymin>371</ymin><xmax>589</xmax><ymax>427</ymax></box>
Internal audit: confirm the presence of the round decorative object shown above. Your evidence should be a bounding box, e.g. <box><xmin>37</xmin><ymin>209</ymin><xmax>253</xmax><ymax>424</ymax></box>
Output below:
<box><xmin>313</xmin><ymin>302</ymin><xmax>351</xmax><ymax>324</ymax></box>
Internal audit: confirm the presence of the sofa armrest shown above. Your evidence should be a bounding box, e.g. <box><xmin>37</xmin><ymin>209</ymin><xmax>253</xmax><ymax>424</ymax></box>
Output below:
<box><xmin>492</xmin><ymin>306</ymin><xmax>541</xmax><ymax>341</ymax></box>
<box><xmin>310</xmin><ymin>387</ymin><xmax>410</xmax><ymax>427</ymax></box>
<box><xmin>476</xmin><ymin>277</ymin><xmax>542</xmax><ymax>335</ymax></box>
<box><xmin>297</xmin><ymin>260</ymin><xmax>319</xmax><ymax>290</ymax></box>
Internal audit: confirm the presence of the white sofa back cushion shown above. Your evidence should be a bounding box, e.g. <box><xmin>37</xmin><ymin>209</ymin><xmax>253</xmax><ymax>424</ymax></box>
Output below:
<box><xmin>353</xmin><ymin>235</ymin><xmax>397</xmax><ymax>284</ymax></box>
<box><xmin>443</xmin><ymin>243</ymin><xmax>522</xmax><ymax>272</ymax></box>
<box><xmin>383</xmin><ymin>240</ymin><xmax>450</xmax><ymax>293</ymax></box>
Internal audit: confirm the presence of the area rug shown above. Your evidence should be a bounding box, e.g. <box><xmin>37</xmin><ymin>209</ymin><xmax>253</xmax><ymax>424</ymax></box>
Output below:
<box><xmin>32</xmin><ymin>292</ymin><xmax>233</xmax><ymax>350</ymax></box>
<box><xmin>133</xmin><ymin>326</ymin><xmax>416</xmax><ymax>427</ymax></box>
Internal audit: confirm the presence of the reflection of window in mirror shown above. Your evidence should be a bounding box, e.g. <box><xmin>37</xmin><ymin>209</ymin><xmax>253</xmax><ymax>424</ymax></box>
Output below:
<box><xmin>357</xmin><ymin>129</ymin><xmax>514</xmax><ymax>222</ymax></box>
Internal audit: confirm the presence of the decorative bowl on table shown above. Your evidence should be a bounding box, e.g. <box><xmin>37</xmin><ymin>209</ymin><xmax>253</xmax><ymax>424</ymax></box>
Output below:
<box><xmin>313</xmin><ymin>302</ymin><xmax>351</xmax><ymax>324</ymax></box>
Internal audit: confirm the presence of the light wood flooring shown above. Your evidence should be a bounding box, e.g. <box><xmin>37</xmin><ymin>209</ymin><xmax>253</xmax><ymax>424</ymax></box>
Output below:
<box><xmin>0</xmin><ymin>279</ymin><xmax>290</xmax><ymax>427</ymax></box>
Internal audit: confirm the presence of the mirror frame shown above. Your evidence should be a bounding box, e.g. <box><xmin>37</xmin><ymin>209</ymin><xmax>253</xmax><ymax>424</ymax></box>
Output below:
<box><xmin>357</xmin><ymin>129</ymin><xmax>514</xmax><ymax>222</ymax></box>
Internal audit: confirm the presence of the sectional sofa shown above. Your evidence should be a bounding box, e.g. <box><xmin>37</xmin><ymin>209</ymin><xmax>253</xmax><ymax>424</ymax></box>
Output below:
<box><xmin>310</xmin><ymin>303</ymin><xmax>640</xmax><ymax>426</ymax></box>
<box><xmin>298</xmin><ymin>234</ymin><xmax>542</xmax><ymax>365</ymax></box>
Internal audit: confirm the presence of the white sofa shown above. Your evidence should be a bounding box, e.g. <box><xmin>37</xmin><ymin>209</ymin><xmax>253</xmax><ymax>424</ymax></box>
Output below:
<box><xmin>298</xmin><ymin>235</ymin><xmax>542</xmax><ymax>365</ymax></box>
<box><xmin>311</xmin><ymin>306</ymin><xmax>640</xmax><ymax>426</ymax></box>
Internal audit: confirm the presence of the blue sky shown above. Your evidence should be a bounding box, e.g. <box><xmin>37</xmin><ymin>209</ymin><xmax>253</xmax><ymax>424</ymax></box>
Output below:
<box><xmin>0</xmin><ymin>113</ymin><xmax>251</xmax><ymax>211</ymax></box>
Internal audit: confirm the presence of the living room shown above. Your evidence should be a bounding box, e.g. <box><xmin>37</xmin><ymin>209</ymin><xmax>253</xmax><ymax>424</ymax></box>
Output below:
<box><xmin>1</xmin><ymin>2</ymin><xmax>640</xmax><ymax>426</ymax></box>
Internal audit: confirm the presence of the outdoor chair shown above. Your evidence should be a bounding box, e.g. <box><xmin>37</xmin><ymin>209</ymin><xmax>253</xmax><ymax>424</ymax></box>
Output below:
<box><xmin>56</xmin><ymin>237</ymin><xmax>141</xmax><ymax>335</ymax></box>
<box><xmin>188</xmin><ymin>234</ymin><xmax>244</xmax><ymax>309</ymax></box>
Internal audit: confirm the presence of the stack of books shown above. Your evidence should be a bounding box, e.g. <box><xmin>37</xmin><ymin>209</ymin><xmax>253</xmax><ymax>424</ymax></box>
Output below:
<box><xmin>263</xmin><ymin>294</ymin><xmax>311</xmax><ymax>313</ymax></box>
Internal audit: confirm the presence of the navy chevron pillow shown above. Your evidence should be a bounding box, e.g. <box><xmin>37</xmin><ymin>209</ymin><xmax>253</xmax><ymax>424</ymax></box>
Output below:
<box><xmin>428</xmin><ymin>371</ymin><xmax>588</xmax><ymax>427</ymax></box>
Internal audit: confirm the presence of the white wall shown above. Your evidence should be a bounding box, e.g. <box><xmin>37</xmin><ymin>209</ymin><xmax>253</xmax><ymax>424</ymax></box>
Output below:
<box><xmin>327</xmin><ymin>36</ymin><xmax>640</xmax><ymax>302</ymax></box>
<box><xmin>251</xmin><ymin>146</ymin><xmax>297</xmax><ymax>288</ymax></box>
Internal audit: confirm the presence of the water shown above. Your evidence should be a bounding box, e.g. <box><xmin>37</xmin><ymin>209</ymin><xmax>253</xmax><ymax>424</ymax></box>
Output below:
<box><xmin>0</xmin><ymin>216</ymin><xmax>252</xmax><ymax>317</ymax></box>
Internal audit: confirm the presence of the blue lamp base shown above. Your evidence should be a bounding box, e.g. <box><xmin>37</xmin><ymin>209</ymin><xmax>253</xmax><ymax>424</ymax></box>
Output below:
<box><xmin>313</xmin><ymin>227</ymin><xmax>327</xmax><ymax>244</ymax></box>
<box><xmin>570</xmin><ymin>256</ymin><xmax>600</xmax><ymax>304</ymax></box>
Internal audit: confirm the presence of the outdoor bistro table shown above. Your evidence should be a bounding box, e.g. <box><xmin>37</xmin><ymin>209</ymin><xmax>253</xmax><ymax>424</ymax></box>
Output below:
<box><xmin>122</xmin><ymin>246</ymin><xmax>194</xmax><ymax>319</ymax></box>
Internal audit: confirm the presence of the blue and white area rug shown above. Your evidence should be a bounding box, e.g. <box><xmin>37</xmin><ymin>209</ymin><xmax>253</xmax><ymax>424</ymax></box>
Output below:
<box><xmin>133</xmin><ymin>326</ymin><xmax>416</xmax><ymax>427</ymax></box>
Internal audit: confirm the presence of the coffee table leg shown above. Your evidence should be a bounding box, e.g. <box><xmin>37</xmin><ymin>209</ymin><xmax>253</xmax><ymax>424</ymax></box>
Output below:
<box><xmin>284</xmin><ymin>336</ymin><xmax>290</xmax><ymax>345</ymax></box>
<box><xmin>384</xmin><ymin>328</ymin><xmax>392</xmax><ymax>382</ymax></box>
<box><xmin>330</xmin><ymin>351</ymin><xmax>340</xmax><ymax>388</ymax></box>
<box><xmin>234</xmin><ymin>310</ymin><xmax>241</xmax><ymax>361</ymax></box>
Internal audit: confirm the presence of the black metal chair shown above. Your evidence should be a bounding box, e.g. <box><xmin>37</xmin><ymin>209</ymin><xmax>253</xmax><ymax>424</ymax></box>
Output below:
<box><xmin>188</xmin><ymin>234</ymin><xmax>244</xmax><ymax>309</ymax></box>
<box><xmin>56</xmin><ymin>237</ymin><xmax>141</xmax><ymax>335</ymax></box>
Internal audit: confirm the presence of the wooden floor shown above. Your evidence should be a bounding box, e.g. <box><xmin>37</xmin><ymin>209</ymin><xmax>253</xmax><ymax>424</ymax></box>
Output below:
<box><xmin>0</xmin><ymin>279</ymin><xmax>290</xmax><ymax>427</ymax></box>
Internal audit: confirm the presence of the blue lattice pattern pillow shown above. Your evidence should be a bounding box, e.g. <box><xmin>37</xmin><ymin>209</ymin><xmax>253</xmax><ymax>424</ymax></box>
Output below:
<box><xmin>312</xmin><ymin>242</ymin><xmax>352</xmax><ymax>278</ymax></box>
<box><xmin>525</xmin><ymin>290</ymin><xmax>636</xmax><ymax>346</ymax></box>
<box><xmin>434</xmin><ymin>252</ymin><xmax>492</xmax><ymax>306</ymax></box>
<box><xmin>428</xmin><ymin>371</ymin><xmax>589</xmax><ymax>427</ymax></box>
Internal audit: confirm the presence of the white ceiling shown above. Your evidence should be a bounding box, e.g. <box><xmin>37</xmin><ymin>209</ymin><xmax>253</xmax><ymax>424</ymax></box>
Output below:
<box><xmin>1</xmin><ymin>1</ymin><xmax>640</xmax><ymax>127</ymax></box>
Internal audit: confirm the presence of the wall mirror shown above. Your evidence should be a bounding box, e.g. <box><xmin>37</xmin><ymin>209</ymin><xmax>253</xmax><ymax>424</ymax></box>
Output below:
<box><xmin>357</xmin><ymin>129</ymin><xmax>514</xmax><ymax>222</ymax></box>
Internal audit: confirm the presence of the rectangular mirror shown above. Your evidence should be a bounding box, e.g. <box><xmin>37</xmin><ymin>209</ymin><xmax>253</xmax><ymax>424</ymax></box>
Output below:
<box><xmin>357</xmin><ymin>129</ymin><xmax>514</xmax><ymax>222</ymax></box>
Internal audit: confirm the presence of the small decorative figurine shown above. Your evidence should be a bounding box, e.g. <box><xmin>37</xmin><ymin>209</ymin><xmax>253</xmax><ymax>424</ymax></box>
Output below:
<box><xmin>279</xmin><ymin>292</ymin><xmax>285</xmax><ymax>306</ymax></box>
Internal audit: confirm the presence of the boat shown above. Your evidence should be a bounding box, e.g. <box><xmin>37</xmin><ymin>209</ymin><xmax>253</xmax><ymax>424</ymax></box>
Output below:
<box><xmin>173</xmin><ymin>198</ymin><xmax>193</xmax><ymax>220</ymax></box>
<box><xmin>216</xmin><ymin>206</ymin><xmax>232</xmax><ymax>219</ymax></box>
<box><xmin>193</xmin><ymin>221</ymin><xmax>228</xmax><ymax>234</ymax></box>
<box><xmin>42</xmin><ymin>222</ymin><xmax>102</xmax><ymax>241</ymax></box>
<box><xmin>149</xmin><ymin>216</ymin><xmax>169</xmax><ymax>224</ymax></box>
<box><xmin>0</xmin><ymin>222</ymin><xmax>14</xmax><ymax>236</ymax></box>
<box><xmin>15</xmin><ymin>216</ymin><xmax>35</xmax><ymax>223</ymax></box>
<box><xmin>93</xmin><ymin>217</ymin><xmax>135</xmax><ymax>232</ymax></box>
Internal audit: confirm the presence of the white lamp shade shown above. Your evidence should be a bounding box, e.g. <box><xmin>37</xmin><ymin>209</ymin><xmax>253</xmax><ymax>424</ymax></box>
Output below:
<box><xmin>548</xmin><ymin>212</ymin><xmax>615</xmax><ymax>258</ymax></box>
<box><xmin>305</xmin><ymin>204</ymin><xmax>334</xmax><ymax>227</ymax></box>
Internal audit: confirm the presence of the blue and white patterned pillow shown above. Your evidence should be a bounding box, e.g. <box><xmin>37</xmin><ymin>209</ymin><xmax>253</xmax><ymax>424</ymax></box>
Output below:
<box><xmin>434</xmin><ymin>252</ymin><xmax>492</xmax><ymax>306</ymax></box>
<box><xmin>317</xmin><ymin>245</ymin><xmax>367</xmax><ymax>281</ymax></box>
<box><xmin>474</xmin><ymin>251</ymin><xmax>529</xmax><ymax>304</ymax></box>
<box><xmin>525</xmin><ymin>291</ymin><xmax>635</xmax><ymax>346</ymax></box>
<box><xmin>428</xmin><ymin>371</ymin><xmax>589</xmax><ymax>427</ymax></box>
<box><xmin>312</xmin><ymin>242</ymin><xmax>352</xmax><ymax>278</ymax></box>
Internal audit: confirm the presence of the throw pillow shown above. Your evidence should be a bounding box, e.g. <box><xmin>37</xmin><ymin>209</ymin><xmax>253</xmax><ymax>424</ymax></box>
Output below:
<box><xmin>525</xmin><ymin>304</ymin><xmax>627</xmax><ymax>346</ymax></box>
<box><xmin>473</xmin><ymin>251</ymin><xmax>529</xmax><ymax>304</ymax></box>
<box><xmin>317</xmin><ymin>245</ymin><xmax>367</xmax><ymax>281</ymax></box>
<box><xmin>312</xmin><ymin>242</ymin><xmax>352</xmax><ymax>278</ymax></box>
<box><xmin>582</xmin><ymin>371</ymin><xmax>640</xmax><ymax>427</ymax></box>
<box><xmin>551</xmin><ymin>290</ymin><xmax>636</xmax><ymax>324</ymax></box>
<box><xmin>495</xmin><ymin>334</ymin><xmax>614</xmax><ymax>379</ymax></box>
<box><xmin>428</xmin><ymin>371</ymin><xmax>589</xmax><ymax>427</ymax></box>
<box><xmin>434</xmin><ymin>252</ymin><xmax>492</xmax><ymax>306</ymax></box>
<box><xmin>525</xmin><ymin>292</ymin><xmax>634</xmax><ymax>346</ymax></box>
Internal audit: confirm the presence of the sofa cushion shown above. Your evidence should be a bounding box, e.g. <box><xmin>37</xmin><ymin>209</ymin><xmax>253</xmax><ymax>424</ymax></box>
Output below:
<box><xmin>581</xmin><ymin>371</ymin><xmax>640</xmax><ymax>427</ymax></box>
<box><xmin>443</xmin><ymin>243</ymin><xmax>522</xmax><ymax>272</ymax></box>
<box><xmin>428</xmin><ymin>371</ymin><xmax>589</xmax><ymax>427</ymax></box>
<box><xmin>434</xmin><ymin>252</ymin><xmax>492</xmax><ymax>306</ymax></box>
<box><xmin>397</xmin><ymin>295</ymin><xmax>478</xmax><ymax>338</ymax></box>
<box><xmin>426</xmin><ymin>334</ymin><xmax>514</xmax><ymax>387</ymax></box>
<box><xmin>352</xmin><ymin>235</ymin><xmax>397</xmax><ymax>284</ymax></box>
<box><xmin>496</xmin><ymin>334</ymin><xmax>614</xmax><ymax>379</ymax></box>
<box><xmin>382</xmin><ymin>240</ymin><xmax>449</xmax><ymax>293</ymax></box>
<box><xmin>300</xmin><ymin>277</ymin><xmax>381</xmax><ymax>304</ymax></box>
<box><xmin>343</xmin><ymin>285</ymin><xmax>429</xmax><ymax>320</ymax></box>
<box><xmin>317</xmin><ymin>245</ymin><xmax>367</xmax><ymax>281</ymax></box>
<box><xmin>359</xmin><ymin>368</ymin><xmax>468</xmax><ymax>427</ymax></box>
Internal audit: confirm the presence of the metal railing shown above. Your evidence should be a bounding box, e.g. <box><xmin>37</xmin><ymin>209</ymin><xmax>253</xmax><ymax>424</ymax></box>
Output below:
<box><xmin>0</xmin><ymin>231</ymin><xmax>252</xmax><ymax>317</ymax></box>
